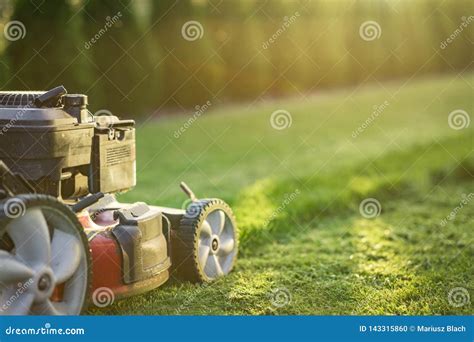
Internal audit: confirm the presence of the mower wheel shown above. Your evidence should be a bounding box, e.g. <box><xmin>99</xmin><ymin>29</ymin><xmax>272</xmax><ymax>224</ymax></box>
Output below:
<box><xmin>173</xmin><ymin>199</ymin><xmax>238</xmax><ymax>283</ymax></box>
<box><xmin>0</xmin><ymin>194</ymin><xmax>91</xmax><ymax>315</ymax></box>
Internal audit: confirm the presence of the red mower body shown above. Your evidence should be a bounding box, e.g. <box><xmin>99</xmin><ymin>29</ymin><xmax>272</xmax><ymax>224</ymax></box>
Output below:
<box><xmin>76</xmin><ymin>204</ymin><xmax>176</xmax><ymax>300</ymax></box>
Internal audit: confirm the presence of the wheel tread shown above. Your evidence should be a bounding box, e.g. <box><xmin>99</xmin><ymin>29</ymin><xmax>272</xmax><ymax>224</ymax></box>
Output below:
<box><xmin>172</xmin><ymin>199</ymin><xmax>238</xmax><ymax>283</ymax></box>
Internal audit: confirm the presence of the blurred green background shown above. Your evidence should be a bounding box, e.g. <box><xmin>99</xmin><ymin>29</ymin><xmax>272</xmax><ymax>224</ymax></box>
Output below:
<box><xmin>0</xmin><ymin>0</ymin><xmax>472</xmax><ymax>116</ymax></box>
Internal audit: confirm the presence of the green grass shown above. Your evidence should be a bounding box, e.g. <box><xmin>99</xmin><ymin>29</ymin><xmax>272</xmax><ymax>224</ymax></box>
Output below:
<box><xmin>91</xmin><ymin>73</ymin><xmax>473</xmax><ymax>315</ymax></box>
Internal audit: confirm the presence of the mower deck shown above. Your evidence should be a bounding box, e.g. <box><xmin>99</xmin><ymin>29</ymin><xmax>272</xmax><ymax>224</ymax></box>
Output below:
<box><xmin>78</xmin><ymin>197</ymin><xmax>184</xmax><ymax>300</ymax></box>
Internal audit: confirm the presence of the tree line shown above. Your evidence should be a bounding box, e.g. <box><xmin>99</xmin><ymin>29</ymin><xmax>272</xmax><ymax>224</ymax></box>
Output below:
<box><xmin>0</xmin><ymin>0</ymin><xmax>471</xmax><ymax>117</ymax></box>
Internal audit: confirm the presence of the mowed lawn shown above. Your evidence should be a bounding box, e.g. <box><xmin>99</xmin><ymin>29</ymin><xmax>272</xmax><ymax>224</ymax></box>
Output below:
<box><xmin>91</xmin><ymin>73</ymin><xmax>473</xmax><ymax>315</ymax></box>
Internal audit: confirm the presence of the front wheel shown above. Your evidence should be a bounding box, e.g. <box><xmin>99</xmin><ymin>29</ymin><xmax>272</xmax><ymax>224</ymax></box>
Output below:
<box><xmin>173</xmin><ymin>199</ymin><xmax>238</xmax><ymax>283</ymax></box>
<box><xmin>0</xmin><ymin>195</ymin><xmax>91</xmax><ymax>315</ymax></box>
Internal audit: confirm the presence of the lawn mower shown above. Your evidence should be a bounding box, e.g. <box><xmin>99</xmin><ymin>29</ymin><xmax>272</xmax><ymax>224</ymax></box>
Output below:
<box><xmin>0</xmin><ymin>86</ymin><xmax>238</xmax><ymax>315</ymax></box>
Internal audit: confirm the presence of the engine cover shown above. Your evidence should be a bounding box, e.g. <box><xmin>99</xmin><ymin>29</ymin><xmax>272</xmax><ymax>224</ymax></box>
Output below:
<box><xmin>0</xmin><ymin>86</ymin><xmax>136</xmax><ymax>199</ymax></box>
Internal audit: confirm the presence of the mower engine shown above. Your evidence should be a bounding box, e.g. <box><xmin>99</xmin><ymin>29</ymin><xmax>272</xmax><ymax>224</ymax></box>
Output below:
<box><xmin>0</xmin><ymin>85</ymin><xmax>135</xmax><ymax>198</ymax></box>
<box><xmin>0</xmin><ymin>86</ymin><xmax>238</xmax><ymax>315</ymax></box>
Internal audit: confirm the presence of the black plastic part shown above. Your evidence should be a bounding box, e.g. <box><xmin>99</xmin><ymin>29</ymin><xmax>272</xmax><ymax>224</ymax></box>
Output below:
<box><xmin>0</xmin><ymin>92</ymin><xmax>42</xmax><ymax>107</ymax></box>
<box><xmin>113</xmin><ymin>203</ymin><xmax>149</xmax><ymax>223</ymax></box>
<box><xmin>112</xmin><ymin>206</ymin><xmax>171</xmax><ymax>284</ymax></box>
<box><xmin>63</xmin><ymin>94</ymin><xmax>88</xmax><ymax>108</ymax></box>
<box><xmin>71</xmin><ymin>192</ymin><xmax>105</xmax><ymax>213</ymax></box>
<box><xmin>34</xmin><ymin>85</ymin><xmax>67</xmax><ymax>108</ymax></box>
<box><xmin>112</xmin><ymin>224</ymin><xmax>139</xmax><ymax>283</ymax></box>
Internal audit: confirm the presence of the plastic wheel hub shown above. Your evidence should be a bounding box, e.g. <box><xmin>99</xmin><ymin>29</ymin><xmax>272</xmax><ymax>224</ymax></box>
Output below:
<box><xmin>211</xmin><ymin>236</ymin><xmax>220</xmax><ymax>253</ymax></box>
<box><xmin>37</xmin><ymin>274</ymin><xmax>52</xmax><ymax>292</ymax></box>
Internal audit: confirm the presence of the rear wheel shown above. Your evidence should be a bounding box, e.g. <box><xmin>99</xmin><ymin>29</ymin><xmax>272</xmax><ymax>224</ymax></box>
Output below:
<box><xmin>173</xmin><ymin>199</ymin><xmax>238</xmax><ymax>283</ymax></box>
<box><xmin>0</xmin><ymin>194</ymin><xmax>91</xmax><ymax>315</ymax></box>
